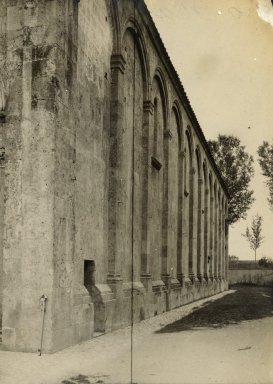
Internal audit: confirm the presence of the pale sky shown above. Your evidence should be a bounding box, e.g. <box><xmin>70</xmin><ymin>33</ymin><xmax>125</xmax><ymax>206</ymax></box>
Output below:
<box><xmin>146</xmin><ymin>0</ymin><xmax>273</xmax><ymax>261</ymax></box>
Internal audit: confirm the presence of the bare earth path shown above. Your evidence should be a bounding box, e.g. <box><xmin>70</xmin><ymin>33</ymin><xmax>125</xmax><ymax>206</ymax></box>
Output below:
<box><xmin>0</xmin><ymin>286</ymin><xmax>273</xmax><ymax>384</ymax></box>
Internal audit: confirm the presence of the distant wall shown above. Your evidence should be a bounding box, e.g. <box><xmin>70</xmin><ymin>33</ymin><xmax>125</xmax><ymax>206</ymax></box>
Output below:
<box><xmin>229</xmin><ymin>268</ymin><xmax>273</xmax><ymax>286</ymax></box>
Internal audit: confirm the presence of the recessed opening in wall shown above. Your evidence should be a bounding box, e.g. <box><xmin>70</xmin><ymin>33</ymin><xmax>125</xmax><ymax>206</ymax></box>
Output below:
<box><xmin>0</xmin><ymin>113</ymin><xmax>5</xmax><ymax>124</ymax></box>
<box><xmin>151</xmin><ymin>156</ymin><xmax>162</xmax><ymax>170</ymax></box>
<box><xmin>84</xmin><ymin>260</ymin><xmax>95</xmax><ymax>288</ymax></box>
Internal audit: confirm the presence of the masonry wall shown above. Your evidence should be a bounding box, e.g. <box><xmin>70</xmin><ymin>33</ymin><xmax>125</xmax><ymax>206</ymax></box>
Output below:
<box><xmin>229</xmin><ymin>269</ymin><xmax>273</xmax><ymax>286</ymax></box>
<box><xmin>0</xmin><ymin>0</ymin><xmax>229</xmax><ymax>353</ymax></box>
<box><xmin>0</xmin><ymin>0</ymin><xmax>58</xmax><ymax>352</ymax></box>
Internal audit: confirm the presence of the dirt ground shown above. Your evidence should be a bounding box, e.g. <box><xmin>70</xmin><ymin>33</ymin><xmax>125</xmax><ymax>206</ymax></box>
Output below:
<box><xmin>0</xmin><ymin>286</ymin><xmax>273</xmax><ymax>384</ymax></box>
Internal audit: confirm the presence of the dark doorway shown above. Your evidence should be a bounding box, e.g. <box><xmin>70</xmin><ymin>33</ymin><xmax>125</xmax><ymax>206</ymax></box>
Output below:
<box><xmin>84</xmin><ymin>260</ymin><xmax>106</xmax><ymax>334</ymax></box>
<box><xmin>84</xmin><ymin>260</ymin><xmax>96</xmax><ymax>289</ymax></box>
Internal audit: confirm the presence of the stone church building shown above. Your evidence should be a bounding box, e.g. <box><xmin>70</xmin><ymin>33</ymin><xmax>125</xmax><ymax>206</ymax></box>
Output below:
<box><xmin>0</xmin><ymin>0</ymin><xmax>229</xmax><ymax>352</ymax></box>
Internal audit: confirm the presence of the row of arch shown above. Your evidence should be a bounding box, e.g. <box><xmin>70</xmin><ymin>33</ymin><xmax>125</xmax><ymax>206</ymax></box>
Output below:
<box><xmin>108</xmin><ymin>12</ymin><xmax>228</xmax><ymax>285</ymax></box>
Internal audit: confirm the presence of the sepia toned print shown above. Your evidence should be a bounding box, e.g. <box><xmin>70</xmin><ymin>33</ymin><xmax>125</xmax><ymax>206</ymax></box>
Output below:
<box><xmin>0</xmin><ymin>1</ymin><xmax>272</xmax><ymax>383</ymax></box>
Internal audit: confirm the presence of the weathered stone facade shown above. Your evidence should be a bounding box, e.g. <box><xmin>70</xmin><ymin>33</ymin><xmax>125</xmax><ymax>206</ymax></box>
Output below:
<box><xmin>0</xmin><ymin>0</ymin><xmax>229</xmax><ymax>353</ymax></box>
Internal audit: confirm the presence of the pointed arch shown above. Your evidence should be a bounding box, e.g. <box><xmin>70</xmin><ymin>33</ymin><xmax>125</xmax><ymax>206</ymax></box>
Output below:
<box><xmin>172</xmin><ymin>100</ymin><xmax>183</xmax><ymax>150</ymax></box>
<box><xmin>121</xmin><ymin>17</ymin><xmax>150</xmax><ymax>100</ymax></box>
<box><xmin>217</xmin><ymin>188</ymin><xmax>222</xmax><ymax>280</ymax></box>
<box><xmin>195</xmin><ymin>145</ymin><xmax>203</xmax><ymax>280</ymax></box>
<box><xmin>203</xmin><ymin>160</ymin><xmax>209</xmax><ymax>280</ymax></box>
<box><xmin>153</xmin><ymin>67</ymin><xmax>168</xmax><ymax>129</ymax></box>
<box><xmin>221</xmin><ymin>194</ymin><xmax>225</xmax><ymax>281</ymax></box>
<box><xmin>208</xmin><ymin>172</ymin><xmax>214</xmax><ymax>278</ymax></box>
<box><xmin>163</xmin><ymin>102</ymin><xmax>183</xmax><ymax>283</ymax></box>
<box><xmin>213</xmin><ymin>181</ymin><xmax>218</xmax><ymax>279</ymax></box>
<box><xmin>185</xmin><ymin>126</ymin><xmax>193</xmax><ymax>161</ymax></box>
<box><xmin>195</xmin><ymin>145</ymin><xmax>202</xmax><ymax>177</ymax></box>
<box><xmin>203</xmin><ymin>160</ymin><xmax>208</xmax><ymax>186</ymax></box>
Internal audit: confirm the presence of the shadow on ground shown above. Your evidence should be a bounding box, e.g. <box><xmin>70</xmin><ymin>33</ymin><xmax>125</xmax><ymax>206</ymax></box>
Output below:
<box><xmin>61</xmin><ymin>374</ymin><xmax>110</xmax><ymax>384</ymax></box>
<box><xmin>156</xmin><ymin>285</ymin><xmax>273</xmax><ymax>334</ymax></box>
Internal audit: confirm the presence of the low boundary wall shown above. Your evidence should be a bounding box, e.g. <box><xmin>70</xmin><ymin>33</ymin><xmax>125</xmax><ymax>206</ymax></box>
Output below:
<box><xmin>229</xmin><ymin>268</ymin><xmax>273</xmax><ymax>286</ymax></box>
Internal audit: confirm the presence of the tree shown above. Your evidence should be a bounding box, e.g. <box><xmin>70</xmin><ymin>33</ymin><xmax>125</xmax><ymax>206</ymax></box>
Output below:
<box><xmin>258</xmin><ymin>256</ymin><xmax>273</xmax><ymax>269</ymax></box>
<box><xmin>229</xmin><ymin>255</ymin><xmax>239</xmax><ymax>262</ymax></box>
<box><xmin>242</xmin><ymin>214</ymin><xmax>264</xmax><ymax>265</ymax></box>
<box><xmin>228</xmin><ymin>255</ymin><xmax>239</xmax><ymax>267</ymax></box>
<box><xmin>208</xmin><ymin>135</ymin><xmax>255</xmax><ymax>224</ymax></box>
<box><xmin>228</xmin><ymin>255</ymin><xmax>239</xmax><ymax>263</ymax></box>
<box><xmin>257</xmin><ymin>141</ymin><xmax>273</xmax><ymax>208</ymax></box>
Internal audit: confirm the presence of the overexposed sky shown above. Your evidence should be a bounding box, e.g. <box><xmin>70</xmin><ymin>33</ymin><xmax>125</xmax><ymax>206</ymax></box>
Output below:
<box><xmin>146</xmin><ymin>0</ymin><xmax>273</xmax><ymax>261</ymax></box>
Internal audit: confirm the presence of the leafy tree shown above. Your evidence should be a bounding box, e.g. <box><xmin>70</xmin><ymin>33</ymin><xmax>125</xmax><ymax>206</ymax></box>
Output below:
<box><xmin>228</xmin><ymin>255</ymin><xmax>239</xmax><ymax>262</ymax></box>
<box><xmin>228</xmin><ymin>255</ymin><xmax>239</xmax><ymax>267</ymax></box>
<box><xmin>242</xmin><ymin>214</ymin><xmax>264</xmax><ymax>265</ymax></box>
<box><xmin>257</xmin><ymin>141</ymin><xmax>273</xmax><ymax>208</ymax></box>
<box><xmin>208</xmin><ymin>135</ymin><xmax>255</xmax><ymax>224</ymax></box>
<box><xmin>258</xmin><ymin>256</ymin><xmax>273</xmax><ymax>269</ymax></box>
